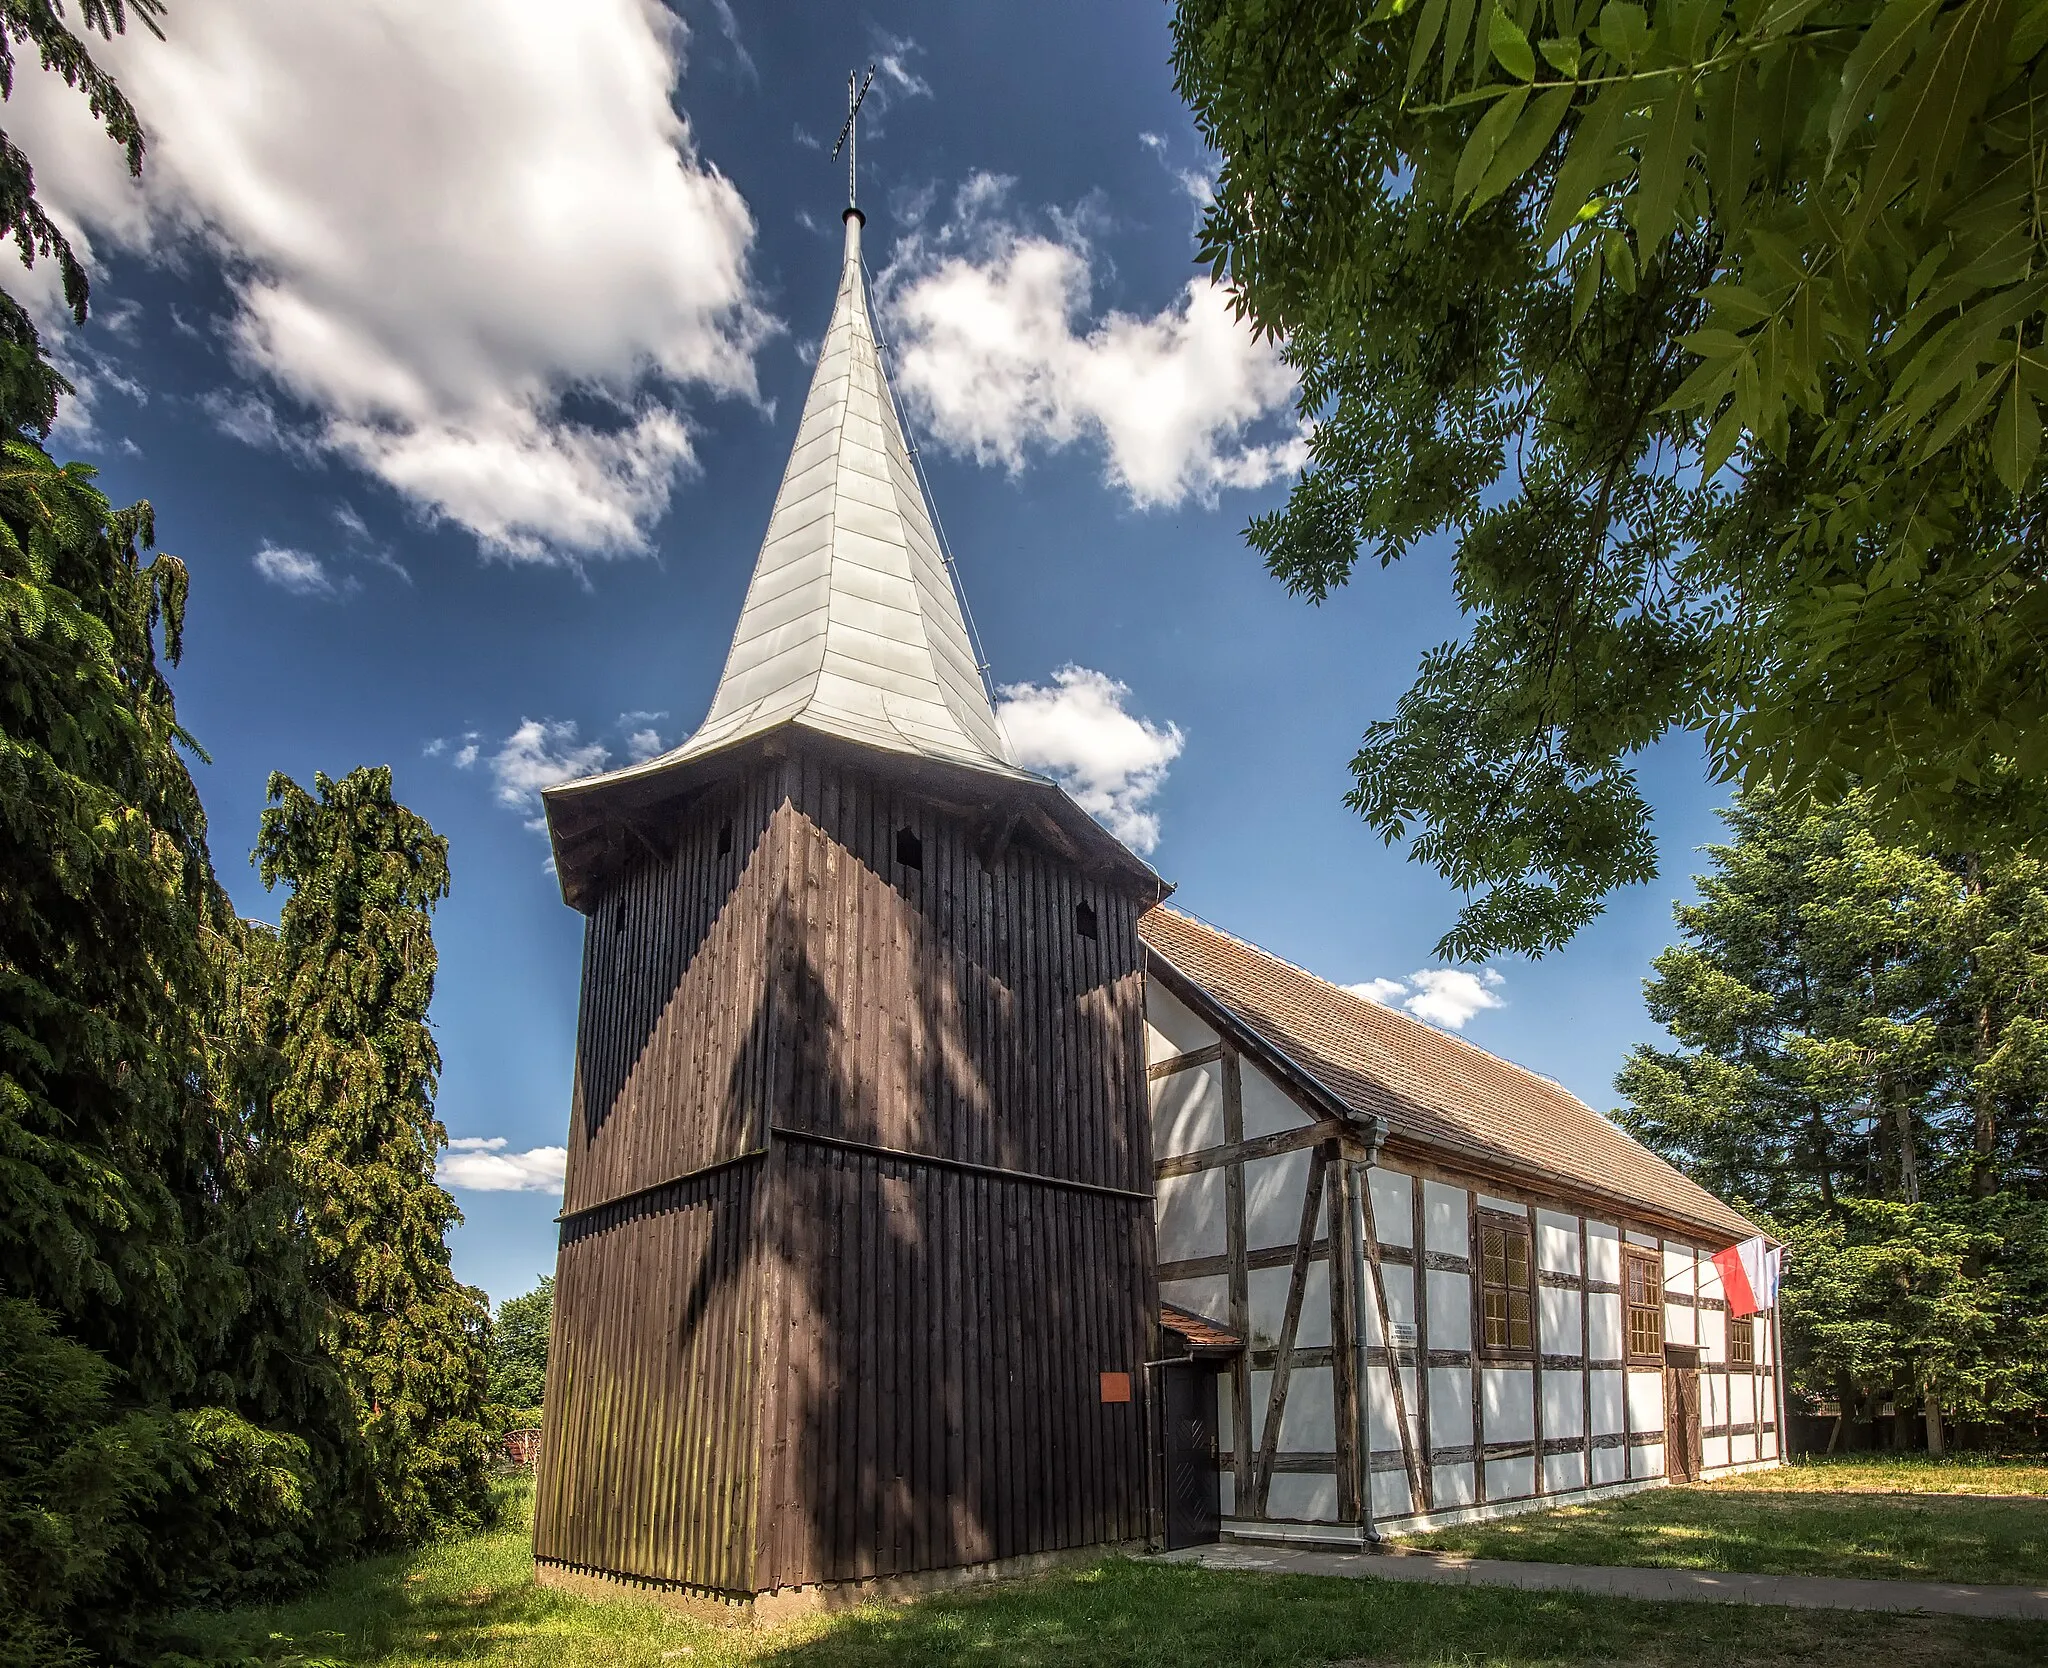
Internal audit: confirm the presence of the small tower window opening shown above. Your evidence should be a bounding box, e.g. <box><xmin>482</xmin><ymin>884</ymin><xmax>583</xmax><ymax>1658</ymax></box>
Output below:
<box><xmin>1074</xmin><ymin>900</ymin><xmax>1098</xmax><ymax>941</ymax></box>
<box><xmin>614</xmin><ymin>900</ymin><xmax>628</xmax><ymax>935</ymax></box>
<box><xmin>895</xmin><ymin>826</ymin><xmax>923</xmax><ymax>871</ymax></box>
<box><xmin>1728</xmin><ymin>1314</ymin><xmax>1755</xmax><ymax>1366</ymax></box>
<box><xmin>717</xmin><ymin>820</ymin><xmax>733</xmax><ymax>858</ymax></box>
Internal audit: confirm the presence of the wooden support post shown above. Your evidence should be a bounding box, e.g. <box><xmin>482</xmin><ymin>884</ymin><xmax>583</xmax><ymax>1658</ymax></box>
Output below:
<box><xmin>1410</xmin><ymin>1173</ymin><xmax>1433</xmax><ymax>1510</ymax></box>
<box><xmin>1251</xmin><ymin>1157</ymin><xmax>1327</xmax><ymax>1517</ymax></box>
<box><xmin>1324</xmin><ymin>1143</ymin><xmax>1363</xmax><ymax>1521</ymax></box>
<box><xmin>1358</xmin><ymin>1167</ymin><xmax>1424</xmax><ymax>1516</ymax></box>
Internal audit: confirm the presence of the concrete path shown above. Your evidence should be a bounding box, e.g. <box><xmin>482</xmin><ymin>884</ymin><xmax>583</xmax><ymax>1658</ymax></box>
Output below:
<box><xmin>1156</xmin><ymin>1542</ymin><xmax>2048</xmax><ymax>1622</ymax></box>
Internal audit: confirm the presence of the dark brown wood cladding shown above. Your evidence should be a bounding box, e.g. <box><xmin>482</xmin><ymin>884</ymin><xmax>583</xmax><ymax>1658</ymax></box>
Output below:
<box><xmin>752</xmin><ymin>1140</ymin><xmax>1152</xmax><ymax>1589</ymax></box>
<box><xmin>537</xmin><ymin>742</ymin><xmax>1156</xmax><ymax>1596</ymax></box>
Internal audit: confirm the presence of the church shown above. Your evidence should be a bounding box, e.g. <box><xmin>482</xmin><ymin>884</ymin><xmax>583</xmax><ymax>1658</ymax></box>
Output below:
<box><xmin>530</xmin><ymin>184</ymin><xmax>1781</xmax><ymax>1613</ymax></box>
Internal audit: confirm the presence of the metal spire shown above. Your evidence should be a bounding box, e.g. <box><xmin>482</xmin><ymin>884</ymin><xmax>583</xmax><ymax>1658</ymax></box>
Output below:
<box><xmin>832</xmin><ymin>65</ymin><xmax>876</xmax><ymax>212</ymax></box>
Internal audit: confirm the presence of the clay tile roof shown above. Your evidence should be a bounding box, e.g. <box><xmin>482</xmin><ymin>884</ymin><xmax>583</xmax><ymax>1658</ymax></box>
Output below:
<box><xmin>1139</xmin><ymin>906</ymin><xmax>1758</xmax><ymax>1246</ymax></box>
<box><xmin>1160</xmin><ymin>1301</ymin><xmax>1242</xmax><ymax>1354</ymax></box>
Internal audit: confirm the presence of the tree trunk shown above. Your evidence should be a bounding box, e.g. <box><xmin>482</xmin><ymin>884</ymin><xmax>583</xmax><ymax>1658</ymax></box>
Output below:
<box><xmin>1925</xmin><ymin>1382</ymin><xmax>1946</xmax><ymax>1456</ymax></box>
<box><xmin>1971</xmin><ymin>996</ymin><xmax>1998</xmax><ymax>1198</ymax></box>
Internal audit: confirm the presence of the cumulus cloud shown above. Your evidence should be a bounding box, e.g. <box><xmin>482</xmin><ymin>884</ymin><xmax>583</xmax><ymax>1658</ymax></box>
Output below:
<box><xmin>253</xmin><ymin>544</ymin><xmax>338</xmax><ymax>597</ymax></box>
<box><xmin>1348</xmin><ymin>968</ymin><xmax>1507</xmax><ymax>1031</ymax></box>
<box><xmin>438</xmin><ymin>1136</ymin><xmax>567</xmax><ymax>1195</ymax></box>
<box><xmin>1138</xmin><ymin>131</ymin><xmax>1217</xmax><ymax>212</ymax></box>
<box><xmin>10</xmin><ymin>0</ymin><xmax>774</xmax><ymax>561</ymax></box>
<box><xmin>490</xmin><ymin>719</ymin><xmax>610</xmax><ymax>820</ymax></box>
<box><xmin>996</xmin><ymin>665</ymin><xmax>1183</xmax><ymax>854</ymax></box>
<box><xmin>878</xmin><ymin>174</ymin><xmax>1303</xmax><ymax>508</ymax></box>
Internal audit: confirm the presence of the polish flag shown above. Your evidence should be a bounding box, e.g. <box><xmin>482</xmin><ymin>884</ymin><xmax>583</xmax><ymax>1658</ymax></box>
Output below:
<box><xmin>1712</xmin><ymin>1236</ymin><xmax>1782</xmax><ymax>1318</ymax></box>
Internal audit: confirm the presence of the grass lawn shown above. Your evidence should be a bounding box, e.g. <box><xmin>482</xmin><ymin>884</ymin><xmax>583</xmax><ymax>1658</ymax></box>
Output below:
<box><xmin>1400</xmin><ymin>1455</ymin><xmax>2048</xmax><ymax>1585</ymax></box>
<box><xmin>166</xmin><ymin>1478</ymin><xmax>2048</xmax><ymax>1668</ymax></box>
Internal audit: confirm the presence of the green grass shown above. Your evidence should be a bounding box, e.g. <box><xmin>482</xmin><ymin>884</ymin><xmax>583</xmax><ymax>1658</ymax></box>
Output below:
<box><xmin>1400</xmin><ymin>1455</ymin><xmax>2048</xmax><ymax>1584</ymax></box>
<box><xmin>165</xmin><ymin>1477</ymin><xmax>2048</xmax><ymax>1668</ymax></box>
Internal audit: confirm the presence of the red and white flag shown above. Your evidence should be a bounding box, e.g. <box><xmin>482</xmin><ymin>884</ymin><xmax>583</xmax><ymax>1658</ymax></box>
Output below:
<box><xmin>1711</xmin><ymin>1236</ymin><xmax>1782</xmax><ymax>1319</ymax></box>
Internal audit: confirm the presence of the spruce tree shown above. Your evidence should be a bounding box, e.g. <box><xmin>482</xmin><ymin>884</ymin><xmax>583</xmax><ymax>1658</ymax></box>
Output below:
<box><xmin>1618</xmin><ymin>791</ymin><xmax>2048</xmax><ymax>1447</ymax></box>
<box><xmin>257</xmin><ymin>767</ymin><xmax>493</xmax><ymax>1541</ymax></box>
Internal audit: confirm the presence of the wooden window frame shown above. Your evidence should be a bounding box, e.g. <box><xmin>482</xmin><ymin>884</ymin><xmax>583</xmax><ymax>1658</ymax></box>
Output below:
<box><xmin>1476</xmin><ymin>1208</ymin><xmax>1536</xmax><ymax>1359</ymax></box>
<box><xmin>1624</xmin><ymin>1247</ymin><xmax>1665</xmax><ymax>1364</ymax></box>
<box><xmin>1728</xmin><ymin>1314</ymin><xmax>1755</xmax><ymax>1367</ymax></box>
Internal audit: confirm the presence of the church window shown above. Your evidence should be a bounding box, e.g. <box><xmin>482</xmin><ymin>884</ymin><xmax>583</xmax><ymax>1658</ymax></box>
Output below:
<box><xmin>1626</xmin><ymin>1248</ymin><xmax>1665</xmax><ymax>1362</ymax></box>
<box><xmin>1478</xmin><ymin>1211</ymin><xmax>1534</xmax><ymax>1354</ymax></box>
<box><xmin>896</xmin><ymin>826</ymin><xmax>923</xmax><ymax>871</ymax></box>
<box><xmin>1729</xmin><ymin>1315</ymin><xmax>1754</xmax><ymax>1366</ymax></box>
<box><xmin>1075</xmin><ymin>900</ymin><xmax>1098</xmax><ymax>940</ymax></box>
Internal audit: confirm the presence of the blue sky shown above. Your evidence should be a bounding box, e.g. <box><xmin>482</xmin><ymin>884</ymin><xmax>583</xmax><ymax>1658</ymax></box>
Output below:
<box><xmin>21</xmin><ymin>1</ymin><xmax>1729</xmax><ymax>1305</ymax></box>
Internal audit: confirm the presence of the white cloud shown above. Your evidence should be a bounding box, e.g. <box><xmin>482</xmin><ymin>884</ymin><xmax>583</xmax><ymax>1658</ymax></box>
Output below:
<box><xmin>878</xmin><ymin>174</ymin><xmax>1302</xmax><ymax>508</ymax></box>
<box><xmin>11</xmin><ymin>0</ymin><xmax>774</xmax><ymax>561</ymax></box>
<box><xmin>253</xmin><ymin>544</ymin><xmax>337</xmax><ymax>597</ymax></box>
<box><xmin>490</xmin><ymin>719</ymin><xmax>610</xmax><ymax>816</ymax></box>
<box><xmin>625</xmin><ymin>728</ymin><xmax>666</xmax><ymax>762</ymax></box>
<box><xmin>454</xmin><ymin>741</ymin><xmax>480</xmax><ymax>770</ymax></box>
<box><xmin>1348</xmin><ymin>968</ymin><xmax>1507</xmax><ymax>1031</ymax></box>
<box><xmin>996</xmin><ymin>665</ymin><xmax>1183</xmax><ymax>854</ymax></box>
<box><xmin>437</xmin><ymin>1136</ymin><xmax>567</xmax><ymax>1194</ymax></box>
<box><xmin>1138</xmin><ymin>131</ymin><xmax>1216</xmax><ymax>212</ymax></box>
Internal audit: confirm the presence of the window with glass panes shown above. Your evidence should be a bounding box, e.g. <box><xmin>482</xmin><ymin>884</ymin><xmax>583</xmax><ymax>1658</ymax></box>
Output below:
<box><xmin>1479</xmin><ymin>1212</ymin><xmax>1534</xmax><ymax>1355</ymax></box>
<box><xmin>1728</xmin><ymin>1314</ymin><xmax>1755</xmax><ymax>1366</ymax></box>
<box><xmin>1625</xmin><ymin>1249</ymin><xmax>1664</xmax><ymax>1362</ymax></box>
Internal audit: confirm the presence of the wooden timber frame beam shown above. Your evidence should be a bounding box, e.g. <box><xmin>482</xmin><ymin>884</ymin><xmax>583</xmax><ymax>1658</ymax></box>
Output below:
<box><xmin>1249</xmin><ymin>1155</ymin><xmax>1327</xmax><ymax>1517</ymax></box>
<box><xmin>1357</xmin><ymin>1153</ymin><xmax>1425</xmax><ymax>1517</ymax></box>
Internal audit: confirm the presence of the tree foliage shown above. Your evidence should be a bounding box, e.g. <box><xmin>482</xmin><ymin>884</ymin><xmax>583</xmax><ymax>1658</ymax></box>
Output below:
<box><xmin>257</xmin><ymin>767</ymin><xmax>493</xmax><ymax>1544</ymax></box>
<box><xmin>488</xmin><ymin>1275</ymin><xmax>552</xmax><ymax>1416</ymax></box>
<box><xmin>1616</xmin><ymin>790</ymin><xmax>2048</xmax><ymax>1443</ymax></box>
<box><xmin>1171</xmin><ymin>0</ymin><xmax>2048</xmax><ymax>959</ymax></box>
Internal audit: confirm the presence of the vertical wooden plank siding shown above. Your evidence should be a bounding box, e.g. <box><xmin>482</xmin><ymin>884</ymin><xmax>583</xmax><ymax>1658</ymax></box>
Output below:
<box><xmin>537</xmin><ymin>748</ymin><xmax>1156</xmax><ymax>1596</ymax></box>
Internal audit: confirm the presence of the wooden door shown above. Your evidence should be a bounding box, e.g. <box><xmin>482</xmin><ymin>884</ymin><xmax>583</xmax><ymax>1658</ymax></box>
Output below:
<box><xmin>1161</xmin><ymin>1362</ymin><xmax>1222</xmax><ymax>1549</ymax></box>
<box><xmin>1663</xmin><ymin>1347</ymin><xmax>1702</xmax><ymax>1483</ymax></box>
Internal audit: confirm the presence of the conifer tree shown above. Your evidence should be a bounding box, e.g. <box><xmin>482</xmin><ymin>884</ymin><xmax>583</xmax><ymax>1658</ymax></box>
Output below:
<box><xmin>1618</xmin><ymin>791</ymin><xmax>2048</xmax><ymax>1447</ymax></box>
<box><xmin>257</xmin><ymin>767</ymin><xmax>493</xmax><ymax>1542</ymax></box>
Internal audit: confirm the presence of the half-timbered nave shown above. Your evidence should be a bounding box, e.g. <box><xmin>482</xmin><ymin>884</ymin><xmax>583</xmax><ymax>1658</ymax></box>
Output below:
<box><xmin>1144</xmin><ymin>907</ymin><xmax>1781</xmax><ymax>1544</ymax></box>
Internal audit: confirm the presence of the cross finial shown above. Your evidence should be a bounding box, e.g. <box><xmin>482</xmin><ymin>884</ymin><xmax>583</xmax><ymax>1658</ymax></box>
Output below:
<box><xmin>833</xmin><ymin>65</ymin><xmax>877</xmax><ymax>213</ymax></box>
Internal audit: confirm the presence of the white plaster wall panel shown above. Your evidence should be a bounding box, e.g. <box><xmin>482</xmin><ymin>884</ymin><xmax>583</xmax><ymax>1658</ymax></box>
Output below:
<box><xmin>1664</xmin><ymin>1245</ymin><xmax>1697</xmax><ymax>1294</ymax></box>
<box><xmin>1145</xmin><ymin>982</ymin><xmax>1218</xmax><ymax>1060</ymax></box>
<box><xmin>1364</xmin><ymin>1263</ymin><xmax>1416</xmax><ymax>1343</ymax></box>
<box><xmin>1543</xmin><ymin>1368</ymin><xmax>1586</xmax><ymax>1440</ymax></box>
<box><xmin>1485</xmin><ymin>1456</ymin><xmax>1535</xmax><ymax>1500</ymax></box>
<box><xmin>1156</xmin><ymin>1168</ymin><xmax>1227</xmax><ymax>1263</ymax></box>
<box><xmin>1666</xmin><ymin>1300</ymin><xmax>1697</xmax><ymax>1346</ymax></box>
<box><xmin>1759</xmin><ymin>1319</ymin><xmax>1774</xmax><ymax>1366</ymax></box>
<box><xmin>1240</xmin><ymin>1059</ymin><xmax>1312</xmax><ymax>1138</ymax></box>
<box><xmin>1699</xmin><ymin>1306</ymin><xmax>1726</xmax><ymax>1360</ymax></box>
<box><xmin>1701</xmin><ymin>1372</ymin><xmax>1725</xmax><ymax>1428</ymax></box>
<box><xmin>1587</xmin><ymin>1291</ymin><xmax>1623</xmax><ymax>1360</ymax></box>
<box><xmin>1538</xmin><ymin>1210</ymin><xmax>1582</xmax><ymax>1276</ymax></box>
<box><xmin>1590</xmin><ymin>1370</ymin><xmax>1625</xmax><ymax>1436</ymax></box>
<box><xmin>1248</xmin><ymin>1260</ymin><xmax>1330</xmax><ymax>1351</ymax></box>
<box><xmin>1731</xmin><ymin>1374</ymin><xmax>1755</xmax><ymax>1425</ymax></box>
<box><xmin>1369</xmin><ymin>1168</ymin><xmax>1414</xmax><ymax>1247</ymax></box>
<box><xmin>1423</xmin><ymin>1181</ymin><xmax>1470</xmax><ymax>1254</ymax></box>
<box><xmin>1431</xmin><ymin>1462</ymin><xmax>1476</xmax><ymax>1510</ymax></box>
<box><xmin>1478</xmin><ymin>1192</ymin><xmax>1527</xmax><ymax>1218</ymax></box>
<box><xmin>1698</xmin><ymin>1258</ymin><xmax>1724</xmax><ymax>1305</ymax></box>
<box><xmin>1626</xmin><ymin>1229</ymin><xmax>1660</xmax><ymax>1249</ymax></box>
<box><xmin>1150</xmin><ymin>1060</ymin><xmax>1224</xmax><ymax>1157</ymax></box>
<box><xmin>1627</xmin><ymin>1371</ymin><xmax>1666</xmax><ymax>1433</ymax></box>
<box><xmin>1218</xmin><ymin>1471</ymin><xmax>1235</xmax><ymax>1516</ymax></box>
<box><xmin>1267</xmin><ymin>1472</ymin><xmax>1339</xmax><ymax>1522</ymax></box>
<box><xmin>1218</xmin><ymin>1370</ymin><xmax>1235</xmax><ymax>1441</ymax></box>
<box><xmin>1427</xmin><ymin>1269</ymin><xmax>1472</xmax><ymax>1352</ymax></box>
<box><xmin>1591</xmin><ymin>1445</ymin><xmax>1626</xmax><ymax>1485</ymax></box>
<box><xmin>1638</xmin><ymin>1441</ymin><xmax>1665</xmax><ymax>1476</ymax></box>
<box><xmin>1731</xmin><ymin>1430</ymin><xmax>1757</xmax><ymax>1463</ymax></box>
<box><xmin>1374</xmin><ymin>1465</ymin><xmax>1421</xmax><ymax>1518</ymax></box>
<box><xmin>1545</xmin><ymin>1451</ymin><xmax>1587</xmax><ymax>1493</ymax></box>
<box><xmin>1428</xmin><ymin>1367</ymin><xmax>1473</xmax><ymax>1450</ymax></box>
<box><xmin>1540</xmin><ymin>1286</ymin><xmax>1582</xmax><ymax>1357</ymax></box>
<box><xmin>1250</xmin><ymin>1368</ymin><xmax>1273</xmax><ymax>1445</ymax></box>
<box><xmin>1275</xmin><ymin>1365</ymin><xmax>1337</xmax><ymax>1453</ymax></box>
<box><xmin>1245</xmin><ymin>1149</ymin><xmax>1323</xmax><ymax>1249</ymax></box>
<box><xmin>1587</xmin><ymin>1221</ymin><xmax>1621</xmax><ymax>1284</ymax></box>
<box><xmin>1761</xmin><ymin>1428</ymin><xmax>1778</xmax><ymax>1459</ymax></box>
<box><xmin>1161</xmin><ymin>1275</ymin><xmax>1230</xmax><ymax>1325</ymax></box>
<box><xmin>1365</xmin><ymin>1361</ymin><xmax>1423</xmax><ymax>1454</ymax></box>
<box><xmin>1703</xmin><ymin>1434</ymin><xmax>1730</xmax><ymax>1471</ymax></box>
<box><xmin>1483</xmin><ymin>1367</ymin><xmax>1536</xmax><ymax>1444</ymax></box>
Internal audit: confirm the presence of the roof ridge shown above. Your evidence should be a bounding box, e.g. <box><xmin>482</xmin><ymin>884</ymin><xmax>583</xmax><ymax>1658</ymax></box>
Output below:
<box><xmin>1150</xmin><ymin>904</ymin><xmax>1598</xmax><ymax>1117</ymax></box>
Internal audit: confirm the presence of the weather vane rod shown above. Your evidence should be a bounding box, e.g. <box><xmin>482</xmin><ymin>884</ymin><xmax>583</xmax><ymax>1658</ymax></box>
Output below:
<box><xmin>832</xmin><ymin>65</ymin><xmax>877</xmax><ymax>211</ymax></box>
